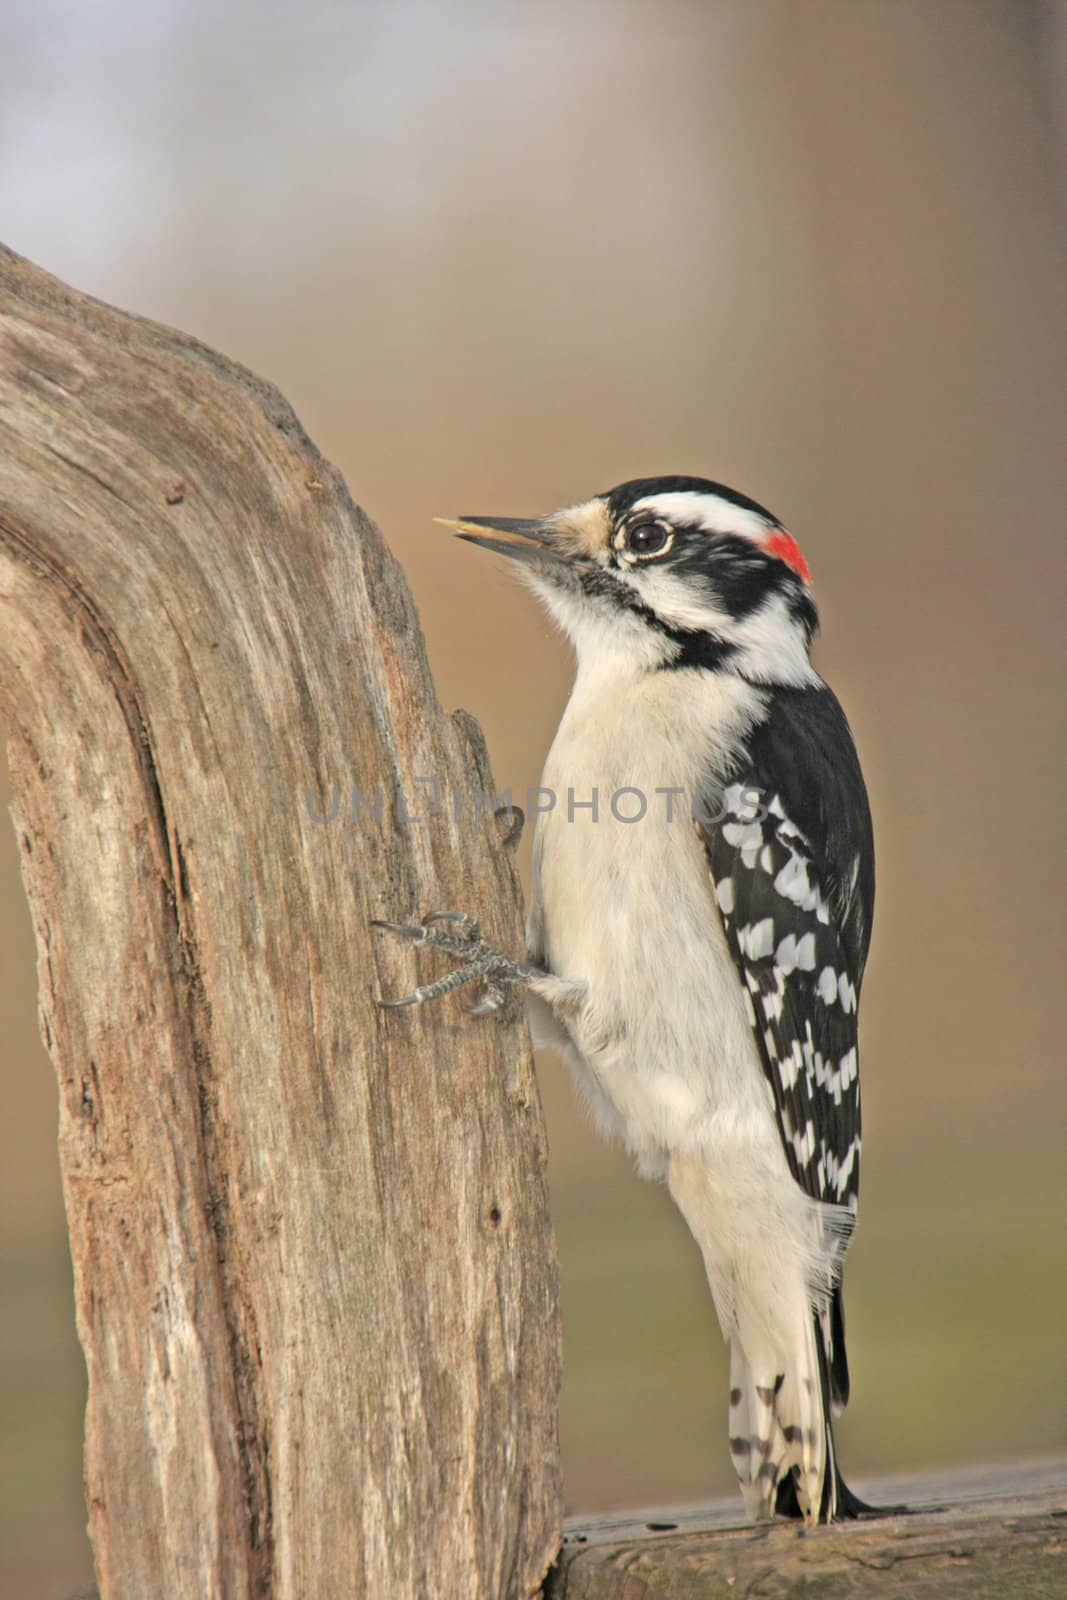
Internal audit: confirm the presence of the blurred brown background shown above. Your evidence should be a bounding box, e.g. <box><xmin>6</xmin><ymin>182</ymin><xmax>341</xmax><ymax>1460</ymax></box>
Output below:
<box><xmin>2</xmin><ymin>1</ymin><xmax>1066</xmax><ymax>1592</ymax></box>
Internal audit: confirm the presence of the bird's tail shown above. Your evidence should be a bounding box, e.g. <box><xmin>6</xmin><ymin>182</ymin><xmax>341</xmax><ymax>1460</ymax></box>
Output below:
<box><xmin>728</xmin><ymin>1290</ymin><xmax>877</xmax><ymax>1524</ymax></box>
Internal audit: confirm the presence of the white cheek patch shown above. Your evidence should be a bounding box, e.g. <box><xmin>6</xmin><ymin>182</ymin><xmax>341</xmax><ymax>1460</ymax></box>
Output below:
<box><xmin>618</xmin><ymin>572</ymin><xmax>818</xmax><ymax>686</ymax></box>
<box><xmin>619</xmin><ymin>566</ymin><xmax>734</xmax><ymax>634</ymax></box>
<box><xmin>631</xmin><ymin>491</ymin><xmax>773</xmax><ymax>543</ymax></box>
<box><xmin>729</xmin><ymin>593</ymin><xmax>820</xmax><ymax>687</ymax></box>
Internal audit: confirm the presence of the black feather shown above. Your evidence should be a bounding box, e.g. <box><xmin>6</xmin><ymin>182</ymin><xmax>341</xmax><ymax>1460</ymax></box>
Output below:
<box><xmin>698</xmin><ymin>680</ymin><xmax>874</xmax><ymax>1487</ymax></box>
<box><xmin>830</xmin><ymin>1284</ymin><xmax>850</xmax><ymax>1409</ymax></box>
<box><xmin>696</xmin><ymin>682</ymin><xmax>874</xmax><ymax>1213</ymax></box>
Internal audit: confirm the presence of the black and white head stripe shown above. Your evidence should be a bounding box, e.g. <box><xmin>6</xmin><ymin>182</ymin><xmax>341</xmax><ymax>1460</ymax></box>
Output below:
<box><xmin>697</xmin><ymin>683</ymin><xmax>874</xmax><ymax>1213</ymax></box>
<box><xmin>591</xmin><ymin>477</ymin><xmax>820</xmax><ymax>685</ymax></box>
<box><xmin>604</xmin><ymin>476</ymin><xmax>813</xmax><ymax>585</ymax></box>
<box><xmin>604</xmin><ymin>475</ymin><xmax>781</xmax><ymax>527</ymax></box>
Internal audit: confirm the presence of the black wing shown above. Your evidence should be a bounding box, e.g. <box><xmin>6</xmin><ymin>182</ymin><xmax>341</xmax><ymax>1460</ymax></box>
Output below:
<box><xmin>697</xmin><ymin>683</ymin><xmax>874</xmax><ymax>1213</ymax></box>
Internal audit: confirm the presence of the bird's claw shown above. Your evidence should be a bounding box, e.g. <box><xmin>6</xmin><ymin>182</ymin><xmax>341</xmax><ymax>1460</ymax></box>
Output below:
<box><xmin>369</xmin><ymin>911</ymin><xmax>481</xmax><ymax>953</ymax></box>
<box><xmin>372</xmin><ymin>910</ymin><xmax>529</xmax><ymax>1011</ymax></box>
<box><xmin>421</xmin><ymin>910</ymin><xmax>482</xmax><ymax>941</ymax></box>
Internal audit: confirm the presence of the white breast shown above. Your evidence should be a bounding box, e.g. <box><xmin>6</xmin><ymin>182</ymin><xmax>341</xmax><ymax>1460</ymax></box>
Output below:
<box><xmin>531</xmin><ymin>661</ymin><xmax>779</xmax><ymax>1175</ymax></box>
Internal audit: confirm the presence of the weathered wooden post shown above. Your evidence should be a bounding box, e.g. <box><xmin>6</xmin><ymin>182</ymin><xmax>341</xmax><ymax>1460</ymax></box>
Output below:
<box><xmin>0</xmin><ymin>243</ymin><xmax>561</xmax><ymax>1599</ymax></box>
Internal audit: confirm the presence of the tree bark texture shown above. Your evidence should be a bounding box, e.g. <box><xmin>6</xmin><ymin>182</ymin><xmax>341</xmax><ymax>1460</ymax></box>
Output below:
<box><xmin>0</xmin><ymin>242</ymin><xmax>561</xmax><ymax>1600</ymax></box>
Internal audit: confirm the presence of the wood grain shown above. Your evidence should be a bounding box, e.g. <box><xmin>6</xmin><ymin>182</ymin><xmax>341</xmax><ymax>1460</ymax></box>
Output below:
<box><xmin>546</xmin><ymin>1456</ymin><xmax>1067</xmax><ymax>1599</ymax></box>
<box><xmin>0</xmin><ymin>242</ymin><xmax>561</xmax><ymax>1600</ymax></box>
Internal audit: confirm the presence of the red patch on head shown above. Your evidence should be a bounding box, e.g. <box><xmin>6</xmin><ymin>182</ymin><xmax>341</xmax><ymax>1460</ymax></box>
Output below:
<box><xmin>763</xmin><ymin>528</ymin><xmax>812</xmax><ymax>585</ymax></box>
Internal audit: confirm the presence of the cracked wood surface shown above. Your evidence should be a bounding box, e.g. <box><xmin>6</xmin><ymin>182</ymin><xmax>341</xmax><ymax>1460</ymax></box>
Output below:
<box><xmin>545</xmin><ymin>1456</ymin><xmax>1067</xmax><ymax>1599</ymax></box>
<box><xmin>0</xmin><ymin>242</ymin><xmax>561</xmax><ymax>1600</ymax></box>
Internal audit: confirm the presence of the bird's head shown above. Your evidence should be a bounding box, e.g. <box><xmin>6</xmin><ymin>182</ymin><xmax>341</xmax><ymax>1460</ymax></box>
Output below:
<box><xmin>439</xmin><ymin>476</ymin><xmax>819</xmax><ymax>686</ymax></box>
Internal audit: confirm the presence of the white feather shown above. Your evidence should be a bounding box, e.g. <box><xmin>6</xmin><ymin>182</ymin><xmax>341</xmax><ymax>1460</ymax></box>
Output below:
<box><xmin>631</xmin><ymin>489</ymin><xmax>773</xmax><ymax>542</ymax></box>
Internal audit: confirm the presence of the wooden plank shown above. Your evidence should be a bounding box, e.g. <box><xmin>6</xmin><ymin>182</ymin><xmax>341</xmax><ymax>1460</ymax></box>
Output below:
<box><xmin>546</xmin><ymin>1456</ymin><xmax>1067</xmax><ymax>1598</ymax></box>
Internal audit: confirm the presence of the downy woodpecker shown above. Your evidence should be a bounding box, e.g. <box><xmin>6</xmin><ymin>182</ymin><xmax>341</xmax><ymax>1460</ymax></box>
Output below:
<box><xmin>375</xmin><ymin>476</ymin><xmax>877</xmax><ymax>1524</ymax></box>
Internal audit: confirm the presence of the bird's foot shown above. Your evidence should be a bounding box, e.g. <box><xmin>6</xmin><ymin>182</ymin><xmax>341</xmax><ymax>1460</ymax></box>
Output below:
<box><xmin>372</xmin><ymin>910</ymin><xmax>537</xmax><ymax>1013</ymax></box>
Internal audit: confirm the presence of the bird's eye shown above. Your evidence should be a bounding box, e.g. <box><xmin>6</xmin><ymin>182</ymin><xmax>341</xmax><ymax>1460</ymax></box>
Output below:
<box><xmin>624</xmin><ymin>517</ymin><xmax>673</xmax><ymax>560</ymax></box>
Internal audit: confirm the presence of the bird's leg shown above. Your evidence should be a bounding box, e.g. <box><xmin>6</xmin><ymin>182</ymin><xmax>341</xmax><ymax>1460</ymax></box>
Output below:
<box><xmin>372</xmin><ymin>910</ymin><xmax>584</xmax><ymax>1016</ymax></box>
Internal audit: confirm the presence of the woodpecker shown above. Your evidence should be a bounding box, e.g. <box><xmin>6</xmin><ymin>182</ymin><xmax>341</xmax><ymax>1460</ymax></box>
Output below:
<box><xmin>374</xmin><ymin>475</ymin><xmax>878</xmax><ymax>1524</ymax></box>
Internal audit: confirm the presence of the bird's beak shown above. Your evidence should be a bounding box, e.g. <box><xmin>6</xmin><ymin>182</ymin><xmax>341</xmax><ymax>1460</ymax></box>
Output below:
<box><xmin>433</xmin><ymin>515</ymin><xmax>566</xmax><ymax>567</ymax></box>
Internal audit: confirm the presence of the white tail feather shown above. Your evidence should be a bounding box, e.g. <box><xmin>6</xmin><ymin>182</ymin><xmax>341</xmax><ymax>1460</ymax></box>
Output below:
<box><xmin>667</xmin><ymin>1147</ymin><xmax>851</xmax><ymax>1524</ymax></box>
<box><xmin>728</xmin><ymin>1312</ymin><xmax>834</xmax><ymax>1522</ymax></box>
